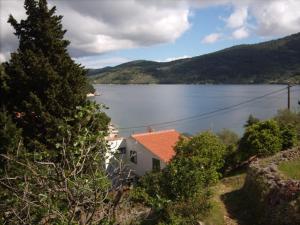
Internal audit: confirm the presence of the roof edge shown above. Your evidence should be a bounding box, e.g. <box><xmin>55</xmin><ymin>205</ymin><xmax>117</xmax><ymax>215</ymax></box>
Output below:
<box><xmin>131</xmin><ymin>129</ymin><xmax>178</xmax><ymax>138</ymax></box>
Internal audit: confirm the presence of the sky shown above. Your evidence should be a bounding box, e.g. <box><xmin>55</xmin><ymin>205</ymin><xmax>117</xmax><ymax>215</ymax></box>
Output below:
<box><xmin>1</xmin><ymin>0</ymin><xmax>300</xmax><ymax>68</ymax></box>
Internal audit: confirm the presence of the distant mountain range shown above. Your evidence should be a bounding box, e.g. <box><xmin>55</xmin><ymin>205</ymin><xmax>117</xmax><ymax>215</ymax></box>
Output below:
<box><xmin>88</xmin><ymin>32</ymin><xmax>300</xmax><ymax>84</ymax></box>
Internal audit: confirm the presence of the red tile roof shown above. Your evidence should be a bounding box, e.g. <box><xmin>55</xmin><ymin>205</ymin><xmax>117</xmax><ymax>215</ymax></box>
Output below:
<box><xmin>131</xmin><ymin>129</ymin><xmax>180</xmax><ymax>163</ymax></box>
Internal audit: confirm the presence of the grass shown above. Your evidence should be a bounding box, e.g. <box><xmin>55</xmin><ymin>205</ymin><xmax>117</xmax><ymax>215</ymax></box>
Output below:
<box><xmin>278</xmin><ymin>159</ymin><xmax>300</xmax><ymax>179</ymax></box>
<box><xmin>203</xmin><ymin>198</ymin><xmax>225</xmax><ymax>225</ymax></box>
<box><xmin>203</xmin><ymin>172</ymin><xmax>246</xmax><ymax>225</ymax></box>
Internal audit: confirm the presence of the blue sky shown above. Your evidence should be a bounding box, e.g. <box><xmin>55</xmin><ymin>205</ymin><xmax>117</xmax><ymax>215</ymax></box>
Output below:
<box><xmin>82</xmin><ymin>5</ymin><xmax>263</xmax><ymax>67</ymax></box>
<box><xmin>75</xmin><ymin>4</ymin><xmax>273</xmax><ymax>68</ymax></box>
<box><xmin>1</xmin><ymin>0</ymin><xmax>300</xmax><ymax>68</ymax></box>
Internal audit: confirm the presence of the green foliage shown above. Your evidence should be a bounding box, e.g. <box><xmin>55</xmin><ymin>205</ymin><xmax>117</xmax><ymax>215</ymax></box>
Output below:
<box><xmin>240</xmin><ymin>120</ymin><xmax>282</xmax><ymax>158</ymax></box>
<box><xmin>137</xmin><ymin>172</ymin><xmax>164</xmax><ymax>200</ymax></box>
<box><xmin>129</xmin><ymin>187</ymin><xmax>155</xmax><ymax>207</ymax></box>
<box><xmin>280</xmin><ymin>124</ymin><xmax>297</xmax><ymax>150</ymax></box>
<box><xmin>278</xmin><ymin>159</ymin><xmax>300</xmax><ymax>179</ymax></box>
<box><xmin>244</xmin><ymin>114</ymin><xmax>260</xmax><ymax>128</ymax></box>
<box><xmin>129</xmin><ymin>172</ymin><xmax>169</xmax><ymax>214</ymax></box>
<box><xmin>156</xmin><ymin>192</ymin><xmax>212</xmax><ymax>225</ymax></box>
<box><xmin>86</xmin><ymin>82</ymin><xmax>96</xmax><ymax>93</ymax></box>
<box><xmin>0</xmin><ymin>109</ymin><xmax>22</xmax><ymax>168</ymax></box>
<box><xmin>275</xmin><ymin>109</ymin><xmax>300</xmax><ymax>141</ymax></box>
<box><xmin>217</xmin><ymin>129</ymin><xmax>240</xmax><ymax>173</ymax></box>
<box><xmin>0</xmin><ymin>103</ymin><xmax>112</xmax><ymax>224</ymax></box>
<box><xmin>165</xmin><ymin>132</ymin><xmax>225</xmax><ymax>201</ymax></box>
<box><xmin>0</xmin><ymin>64</ymin><xmax>9</xmax><ymax>96</ymax></box>
<box><xmin>0</xmin><ymin>1</ymin><xmax>114</xmax><ymax>223</ymax></box>
<box><xmin>1</xmin><ymin>0</ymin><xmax>89</xmax><ymax>150</ymax></box>
<box><xmin>217</xmin><ymin>129</ymin><xmax>239</xmax><ymax>147</ymax></box>
<box><xmin>133</xmin><ymin>132</ymin><xmax>226</xmax><ymax>224</ymax></box>
<box><xmin>90</xmin><ymin>33</ymin><xmax>300</xmax><ymax>84</ymax></box>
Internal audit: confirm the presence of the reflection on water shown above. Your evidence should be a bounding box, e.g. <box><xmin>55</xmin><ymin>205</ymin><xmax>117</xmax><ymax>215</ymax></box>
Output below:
<box><xmin>94</xmin><ymin>85</ymin><xmax>300</xmax><ymax>137</ymax></box>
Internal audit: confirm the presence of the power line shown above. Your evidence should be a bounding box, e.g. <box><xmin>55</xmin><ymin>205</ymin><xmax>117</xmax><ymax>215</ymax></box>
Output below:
<box><xmin>117</xmin><ymin>86</ymin><xmax>293</xmax><ymax>131</ymax></box>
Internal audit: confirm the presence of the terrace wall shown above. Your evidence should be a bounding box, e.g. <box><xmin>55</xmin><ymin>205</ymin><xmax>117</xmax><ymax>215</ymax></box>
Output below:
<box><xmin>243</xmin><ymin>147</ymin><xmax>300</xmax><ymax>225</ymax></box>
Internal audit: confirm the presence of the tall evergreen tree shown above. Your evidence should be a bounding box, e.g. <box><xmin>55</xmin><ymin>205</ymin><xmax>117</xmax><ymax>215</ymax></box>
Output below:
<box><xmin>2</xmin><ymin>0</ymin><xmax>89</xmax><ymax>150</ymax></box>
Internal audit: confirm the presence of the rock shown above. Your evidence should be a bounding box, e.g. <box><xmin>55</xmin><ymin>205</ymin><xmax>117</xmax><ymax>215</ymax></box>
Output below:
<box><xmin>244</xmin><ymin>148</ymin><xmax>300</xmax><ymax>225</ymax></box>
<box><xmin>269</xmin><ymin>164</ymin><xmax>277</xmax><ymax>172</ymax></box>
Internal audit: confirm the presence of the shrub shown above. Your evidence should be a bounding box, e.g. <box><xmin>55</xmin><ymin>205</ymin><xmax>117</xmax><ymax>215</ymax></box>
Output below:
<box><xmin>280</xmin><ymin>124</ymin><xmax>297</xmax><ymax>150</ymax></box>
<box><xmin>134</xmin><ymin>132</ymin><xmax>226</xmax><ymax>224</ymax></box>
<box><xmin>165</xmin><ymin>131</ymin><xmax>226</xmax><ymax>201</ymax></box>
<box><xmin>158</xmin><ymin>192</ymin><xmax>212</xmax><ymax>225</ymax></box>
<box><xmin>2</xmin><ymin>0</ymin><xmax>90</xmax><ymax>151</ymax></box>
<box><xmin>240</xmin><ymin>119</ymin><xmax>282</xmax><ymax>158</ymax></box>
<box><xmin>275</xmin><ymin>109</ymin><xmax>300</xmax><ymax>141</ymax></box>
<box><xmin>217</xmin><ymin>129</ymin><xmax>240</xmax><ymax>173</ymax></box>
<box><xmin>0</xmin><ymin>103</ymin><xmax>117</xmax><ymax>224</ymax></box>
<box><xmin>244</xmin><ymin>114</ymin><xmax>260</xmax><ymax>128</ymax></box>
<box><xmin>0</xmin><ymin>110</ymin><xmax>22</xmax><ymax>168</ymax></box>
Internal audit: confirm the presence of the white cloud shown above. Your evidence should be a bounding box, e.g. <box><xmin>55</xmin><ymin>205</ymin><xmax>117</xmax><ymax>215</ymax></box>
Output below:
<box><xmin>201</xmin><ymin>33</ymin><xmax>222</xmax><ymax>44</ymax></box>
<box><xmin>249</xmin><ymin>0</ymin><xmax>300</xmax><ymax>36</ymax></box>
<box><xmin>232</xmin><ymin>27</ymin><xmax>249</xmax><ymax>39</ymax></box>
<box><xmin>74</xmin><ymin>56</ymin><xmax>130</xmax><ymax>69</ymax></box>
<box><xmin>0</xmin><ymin>0</ymin><xmax>190</xmax><ymax>58</ymax></box>
<box><xmin>226</xmin><ymin>6</ymin><xmax>248</xmax><ymax>29</ymax></box>
<box><xmin>163</xmin><ymin>55</ymin><xmax>191</xmax><ymax>62</ymax></box>
<box><xmin>51</xmin><ymin>0</ymin><xmax>190</xmax><ymax>56</ymax></box>
<box><xmin>0</xmin><ymin>53</ymin><xmax>7</xmax><ymax>63</ymax></box>
<box><xmin>0</xmin><ymin>0</ymin><xmax>25</xmax><ymax>62</ymax></box>
<box><xmin>1</xmin><ymin>0</ymin><xmax>300</xmax><ymax>64</ymax></box>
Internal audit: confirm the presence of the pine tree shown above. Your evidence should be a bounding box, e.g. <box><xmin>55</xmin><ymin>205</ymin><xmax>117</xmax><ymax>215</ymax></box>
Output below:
<box><xmin>0</xmin><ymin>110</ymin><xmax>22</xmax><ymax>168</ymax></box>
<box><xmin>2</xmin><ymin>0</ymin><xmax>89</xmax><ymax>150</ymax></box>
<box><xmin>244</xmin><ymin>114</ymin><xmax>260</xmax><ymax>128</ymax></box>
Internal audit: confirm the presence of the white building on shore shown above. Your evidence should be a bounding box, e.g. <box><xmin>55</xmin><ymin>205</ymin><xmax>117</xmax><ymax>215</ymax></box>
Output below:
<box><xmin>106</xmin><ymin>127</ymin><xmax>181</xmax><ymax>176</ymax></box>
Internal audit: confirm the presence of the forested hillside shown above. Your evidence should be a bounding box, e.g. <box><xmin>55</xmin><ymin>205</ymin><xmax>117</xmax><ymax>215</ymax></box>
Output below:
<box><xmin>89</xmin><ymin>32</ymin><xmax>300</xmax><ymax>84</ymax></box>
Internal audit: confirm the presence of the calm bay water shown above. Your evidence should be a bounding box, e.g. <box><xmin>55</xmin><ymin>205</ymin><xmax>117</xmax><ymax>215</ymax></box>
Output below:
<box><xmin>94</xmin><ymin>85</ymin><xmax>300</xmax><ymax>137</ymax></box>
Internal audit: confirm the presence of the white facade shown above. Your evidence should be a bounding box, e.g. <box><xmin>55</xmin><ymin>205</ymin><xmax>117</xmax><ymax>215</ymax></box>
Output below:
<box><xmin>106</xmin><ymin>137</ymin><xmax>126</xmax><ymax>169</ymax></box>
<box><xmin>125</xmin><ymin>137</ymin><xmax>167</xmax><ymax>176</ymax></box>
<box><xmin>105</xmin><ymin>128</ymin><xmax>179</xmax><ymax>177</ymax></box>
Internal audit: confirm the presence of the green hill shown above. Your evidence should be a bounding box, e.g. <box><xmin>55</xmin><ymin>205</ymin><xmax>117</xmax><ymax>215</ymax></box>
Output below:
<box><xmin>89</xmin><ymin>33</ymin><xmax>300</xmax><ymax>84</ymax></box>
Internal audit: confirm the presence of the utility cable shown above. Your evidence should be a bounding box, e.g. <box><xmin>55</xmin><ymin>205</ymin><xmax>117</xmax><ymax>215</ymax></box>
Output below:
<box><xmin>117</xmin><ymin>86</ymin><xmax>292</xmax><ymax>130</ymax></box>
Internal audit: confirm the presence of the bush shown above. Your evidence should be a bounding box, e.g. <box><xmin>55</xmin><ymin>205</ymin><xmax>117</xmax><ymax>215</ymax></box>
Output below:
<box><xmin>130</xmin><ymin>172</ymin><xmax>165</xmax><ymax>207</ymax></box>
<box><xmin>280</xmin><ymin>124</ymin><xmax>297</xmax><ymax>150</ymax></box>
<box><xmin>138</xmin><ymin>171</ymin><xmax>164</xmax><ymax>198</ymax></box>
<box><xmin>240</xmin><ymin>119</ymin><xmax>282</xmax><ymax>158</ymax></box>
<box><xmin>275</xmin><ymin>109</ymin><xmax>300</xmax><ymax>141</ymax></box>
<box><xmin>134</xmin><ymin>131</ymin><xmax>226</xmax><ymax>224</ymax></box>
<box><xmin>165</xmin><ymin>131</ymin><xmax>226</xmax><ymax>201</ymax></box>
<box><xmin>0</xmin><ymin>103</ymin><xmax>116</xmax><ymax>224</ymax></box>
<box><xmin>157</xmin><ymin>192</ymin><xmax>212</xmax><ymax>225</ymax></box>
<box><xmin>217</xmin><ymin>129</ymin><xmax>240</xmax><ymax>173</ymax></box>
<box><xmin>0</xmin><ymin>110</ymin><xmax>21</xmax><ymax>168</ymax></box>
<box><xmin>244</xmin><ymin>114</ymin><xmax>260</xmax><ymax>128</ymax></box>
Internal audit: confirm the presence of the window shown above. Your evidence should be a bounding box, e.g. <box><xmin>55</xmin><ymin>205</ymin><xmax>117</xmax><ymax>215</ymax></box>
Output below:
<box><xmin>130</xmin><ymin>151</ymin><xmax>137</xmax><ymax>164</ymax></box>
<box><xmin>118</xmin><ymin>147</ymin><xmax>126</xmax><ymax>154</ymax></box>
<box><xmin>152</xmin><ymin>158</ymin><xmax>160</xmax><ymax>172</ymax></box>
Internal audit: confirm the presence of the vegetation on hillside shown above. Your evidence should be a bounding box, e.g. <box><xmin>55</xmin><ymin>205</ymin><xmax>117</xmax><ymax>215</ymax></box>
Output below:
<box><xmin>1</xmin><ymin>0</ymin><xmax>92</xmax><ymax>151</ymax></box>
<box><xmin>130</xmin><ymin>132</ymin><xmax>226</xmax><ymax>224</ymax></box>
<box><xmin>0</xmin><ymin>103</ymin><xmax>113</xmax><ymax>224</ymax></box>
<box><xmin>0</xmin><ymin>1</ymin><xmax>122</xmax><ymax>224</ymax></box>
<box><xmin>1</xmin><ymin>0</ymin><xmax>300</xmax><ymax>224</ymax></box>
<box><xmin>132</xmin><ymin>110</ymin><xmax>300</xmax><ymax>224</ymax></box>
<box><xmin>90</xmin><ymin>33</ymin><xmax>300</xmax><ymax>84</ymax></box>
<box><xmin>278</xmin><ymin>159</ymin><xmax>300</xmax><ymax>179</ymax></box>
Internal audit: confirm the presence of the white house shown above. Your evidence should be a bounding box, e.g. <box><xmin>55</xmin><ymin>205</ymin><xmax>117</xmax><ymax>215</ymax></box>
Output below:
<box><xmin>125</xmin><ymin>129</ymin><xmax>181</xmax><ymax>176</ymax></box>
<box><xmin>106</xmin><ymin>137</ymin><xmax>126</xmax><ymax>169</ymax></box>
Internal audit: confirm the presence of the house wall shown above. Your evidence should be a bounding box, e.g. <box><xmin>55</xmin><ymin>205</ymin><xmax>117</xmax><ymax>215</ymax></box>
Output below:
<box><xmin>106</xmin><ymin>138</ymin><xmax>126</xmax><ymax>169</ymax></box>
<box><xmin>126</xmin><ymin>137</ymin><xmax>167</xmax><ymax>176</ymax></box>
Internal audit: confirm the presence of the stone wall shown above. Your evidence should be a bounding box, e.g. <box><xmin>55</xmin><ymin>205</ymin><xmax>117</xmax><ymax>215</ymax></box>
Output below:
<box><xmin>243</xmin><ymin>147</ymin><xmax>300</xmax><ymax>225</ymax></box>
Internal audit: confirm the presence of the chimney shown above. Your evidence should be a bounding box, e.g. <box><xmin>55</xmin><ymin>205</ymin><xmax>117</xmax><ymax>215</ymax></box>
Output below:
<box><xmin>147</xmin><ymin>126</ymin><xmax>153</xmax><ymax>133</ymax></box>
